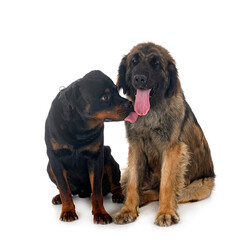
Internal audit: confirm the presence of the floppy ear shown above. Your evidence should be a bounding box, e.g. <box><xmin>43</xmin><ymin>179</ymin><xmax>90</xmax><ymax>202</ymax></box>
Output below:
<box><xmin>58</xmin><ymin>84</ymin><xmax>81</xmax><ymax>120</ymax></box>
<box><xmin>58</xmin><ymin>88</ymin><xmax>74</xmax><ymax>120</ymax></box>
<box><xmin>165</xmin><ymin>61</ymin><xmax>179</xmax><ymax>98</ymax></box>
<box><xmin>117</xmin><ymin>55</ymin><xmax>129</xmax><ymax>95</ymax></box>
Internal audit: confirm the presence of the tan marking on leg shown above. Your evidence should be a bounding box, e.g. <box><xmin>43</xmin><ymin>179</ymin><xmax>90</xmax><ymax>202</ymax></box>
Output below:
<box><xmin>155</xmin><ymin>143</ymin><xmax>186</xmax><ymax>226</ymax></box>
<box><xmin>113</xmin><ymin>145</ymin><xmax>140</xmax><ymax>224</ymax></box>
<box><xmin>89</xmin><ymin>171</ymin><xmax>112</xmax><ymax>224</ymax></box>
<box><xmin>105</xmin><ymin>166</ymin><xmax>124</xmax><ymax>203</ymax></box>
<box><xmin>57</xmin><ymin>170</ymin><xmax>78</xmax><ymax>221</ymax></box>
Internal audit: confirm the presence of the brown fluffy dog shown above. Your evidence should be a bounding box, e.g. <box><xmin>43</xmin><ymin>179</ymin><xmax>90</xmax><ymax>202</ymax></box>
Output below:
<box><xmin>113</xmin><ymin>42</ymin><xmax>215</xmax><ymax>226</ymax></box>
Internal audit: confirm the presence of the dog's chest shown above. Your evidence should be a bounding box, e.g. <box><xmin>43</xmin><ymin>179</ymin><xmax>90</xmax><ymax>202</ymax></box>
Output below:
<box><xmin>126</xmin><ymin>109</ymin><xmax>173</xmax><ymax>143</ymax></box>
<box><xmin>126</xmin><ymin>113</ymin><xmax>164</xmax><ymax>175</ymax></box>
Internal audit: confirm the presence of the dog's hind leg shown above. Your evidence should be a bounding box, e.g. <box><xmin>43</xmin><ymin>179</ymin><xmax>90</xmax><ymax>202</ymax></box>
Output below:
<box><xmin>103</xmin><ymin>146</ymin><xmax>124</xmax><ymax>203</ymax></box>
<box><xmin>178</xmin><ymin>177</ymin><xmax>215</xmax><ymax>203</ymax></box>
<box><xmin>47</xmin><ymin>164</ymin><xmax>63</xmax><ymax>205</ymax></box>
<box><xmin>139</xmin><ymin>189</ymin><xmax>159</xmax><ymax>206</ymax></box>
<box><xmin>52</xmin><ymin>194</ymin><xmax>62</xmax><ymax>205</ymax></box>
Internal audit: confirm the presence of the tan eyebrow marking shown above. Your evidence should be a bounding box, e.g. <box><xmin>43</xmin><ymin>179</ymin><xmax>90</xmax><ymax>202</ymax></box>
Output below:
<box><xmin>104</xmin><ymin>88</ymin><xmax>110</xmax><ymax>93</ymax></box>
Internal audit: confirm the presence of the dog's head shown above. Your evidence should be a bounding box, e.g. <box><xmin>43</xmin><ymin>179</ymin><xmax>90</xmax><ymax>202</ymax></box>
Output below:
<box><xmin>59</xmin><ymin>70</ymin><xmax>133</xmax><ymax>124</ymax></box>
<box><xmin>117</xmin><ymin>42</ymin><xmax>181</xmax><ymax>116</ymax></box>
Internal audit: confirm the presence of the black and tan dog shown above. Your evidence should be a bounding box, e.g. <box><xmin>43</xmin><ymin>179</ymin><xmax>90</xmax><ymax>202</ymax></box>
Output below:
<box><xmin>114</xmin><ymin>42</ymin><xmax>215</xmax><ymax>226</ymax></box>
<box><xmin>45</xmin><ymin>70</ymin><xmax>133</xmax><ymax>224</ymax></box>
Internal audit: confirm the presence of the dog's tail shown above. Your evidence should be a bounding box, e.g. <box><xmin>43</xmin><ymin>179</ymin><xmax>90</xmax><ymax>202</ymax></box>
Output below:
<box><xmin>178</xmin><ymin>177</ymin><xmax>215</xmax><ymax>203</ymax></box>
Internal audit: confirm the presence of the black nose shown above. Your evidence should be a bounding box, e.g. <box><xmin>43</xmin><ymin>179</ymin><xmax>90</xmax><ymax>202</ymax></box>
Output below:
<box><xmin>124</xmin><ymin>100</ymin><xmax>133</xmax><ymax>109</ymax></box>
<box><xmin>133</xmin><ymin>74</ymin><xmax>147</xmax><ymax>88</ymax></box>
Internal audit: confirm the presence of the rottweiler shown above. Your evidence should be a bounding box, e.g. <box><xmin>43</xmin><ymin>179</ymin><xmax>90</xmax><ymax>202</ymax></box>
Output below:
<box><xmin>45</xmin><ymin>70</ymin><xmax>133</xmax><ymax>224</ymax></box>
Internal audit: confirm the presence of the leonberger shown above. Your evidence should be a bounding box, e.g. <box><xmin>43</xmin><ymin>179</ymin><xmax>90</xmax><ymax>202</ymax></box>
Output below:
<box><xmin>113</xmin><ymin>42</ymin><xmax>215</xmax><ymax>226</ymax></box>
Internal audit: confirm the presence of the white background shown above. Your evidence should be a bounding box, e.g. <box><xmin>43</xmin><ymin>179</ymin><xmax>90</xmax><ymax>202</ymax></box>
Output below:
<box><xmin>1</xmin><ymin>0</ymin><xmax>249</xmax><ymax>239</ymax></box>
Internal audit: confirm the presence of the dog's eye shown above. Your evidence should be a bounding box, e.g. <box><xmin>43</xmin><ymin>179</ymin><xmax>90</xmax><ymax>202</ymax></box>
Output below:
<box><xmin>131</xmin><ymin>56</ymin><xmax>139</xmax><ymax>65</ymax></box>
<box><xmin>154</xmin><ymin>60</ymin><xmax>159</xmax><ymax>66</ymax></box>
<box><xmin>151</xmin><ymin>57</ymin><xmax>160</xmax><ymax>68</ymax></box>
<box><xmin>101</xmin><ymin>94</ymin><xmax>111</xmax><ymax>102</ymax></box>
<box><xmin>132</xmin><ymin>58</ymin><xmax>137</xmax><ymax>65</ymax></box>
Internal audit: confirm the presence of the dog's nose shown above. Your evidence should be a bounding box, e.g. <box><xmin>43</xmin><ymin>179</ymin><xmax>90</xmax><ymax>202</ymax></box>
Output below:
<box><xmin>134</xmin><ymin>74</ymin><xmax>147</xmax><ymax>83</ymax></box>
<box><xmin>124</xmin><ymin>100</ymin><xmax>133</xmax><ymax>109</ymax></box>
<box><xmin>133</xmin><ymin>74</ymin><xmax>148</xmax><ymax>88</ymax></box>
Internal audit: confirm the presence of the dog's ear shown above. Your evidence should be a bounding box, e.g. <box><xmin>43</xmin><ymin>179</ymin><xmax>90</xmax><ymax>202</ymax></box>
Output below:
<box><xmin>58</xmin><ymin>88</ymin><xmax>74</xmax><ymax>120</ymax></box>
<box><xmin>117</xmin><ymin>55</ymin><xmax>129</xmax><ymax>95</ymax></box>
<box><xmin>165</xmin><ymin>61</ymin><xmax>179</xmax><ymax>98</ymax></box>
<box><xmin>58</xmin><ymin>84</ymin><xmax>81</xmax><ymax>120</ymax></box>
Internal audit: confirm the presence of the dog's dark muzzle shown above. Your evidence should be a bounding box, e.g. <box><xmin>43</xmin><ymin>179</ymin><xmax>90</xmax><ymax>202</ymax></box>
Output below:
<box><xmin>123</xmin><ymin>99</ymin><xmax>133</xmax><ymax>110</ymax></box>
<box><xmin>132</xmin><ymin>74</ymin><xmax>148</xmax><ymax>90</ymax></box>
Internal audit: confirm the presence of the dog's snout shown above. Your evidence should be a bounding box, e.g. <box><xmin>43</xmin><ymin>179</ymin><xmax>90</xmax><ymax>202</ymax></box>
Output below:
<box><xmin>124</xmin><ymin>100</ymin><xmax>133</xmax><ymax>109</ymax></box>
<box><xmin>133</xmin><ymin>74</ymin><xmax>148</xmax><ymax>89</ymax></box>
<box><xmin>134</xmin><ymin>74</ymin><xmax>147</xmax><ymax>83</ymax></box>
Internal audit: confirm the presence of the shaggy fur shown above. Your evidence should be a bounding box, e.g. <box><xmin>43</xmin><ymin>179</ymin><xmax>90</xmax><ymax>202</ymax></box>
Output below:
<box><xmin>113</xmin><ymin>43</ymin><xmax>215</xmax><ymax>226</ymax></box>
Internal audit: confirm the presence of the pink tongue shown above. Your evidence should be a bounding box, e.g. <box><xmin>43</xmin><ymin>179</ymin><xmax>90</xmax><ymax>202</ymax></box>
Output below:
<box><xmin>125</xmin><ymin>112</ymin><xmax>138</xmax><ymax>123</ymax></box>
<box><xmin>134</xmin><ymin>89</ymin><xmax>151</xmax><ymax>116</ymax></box>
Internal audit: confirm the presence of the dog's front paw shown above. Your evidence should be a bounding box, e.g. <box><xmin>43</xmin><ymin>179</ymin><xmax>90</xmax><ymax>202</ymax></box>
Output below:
<box><xmin>154</xmin><ymin>211</ymin><xmax>180</xmax><ymax>227</ymax></box>
<box><xmin>59</xmin><ymin>209</ymin><xmax>78</xmax><ymax>222</ymax></box>
<box><xmin>113</xmin><ymin>207</ymin><xmax>138</xmax><ymax>224</ymax></box>
<box><xmin>93</xmin><ymin>213</ymin><xmax>112</xmax><ymax>224</ymax></box>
